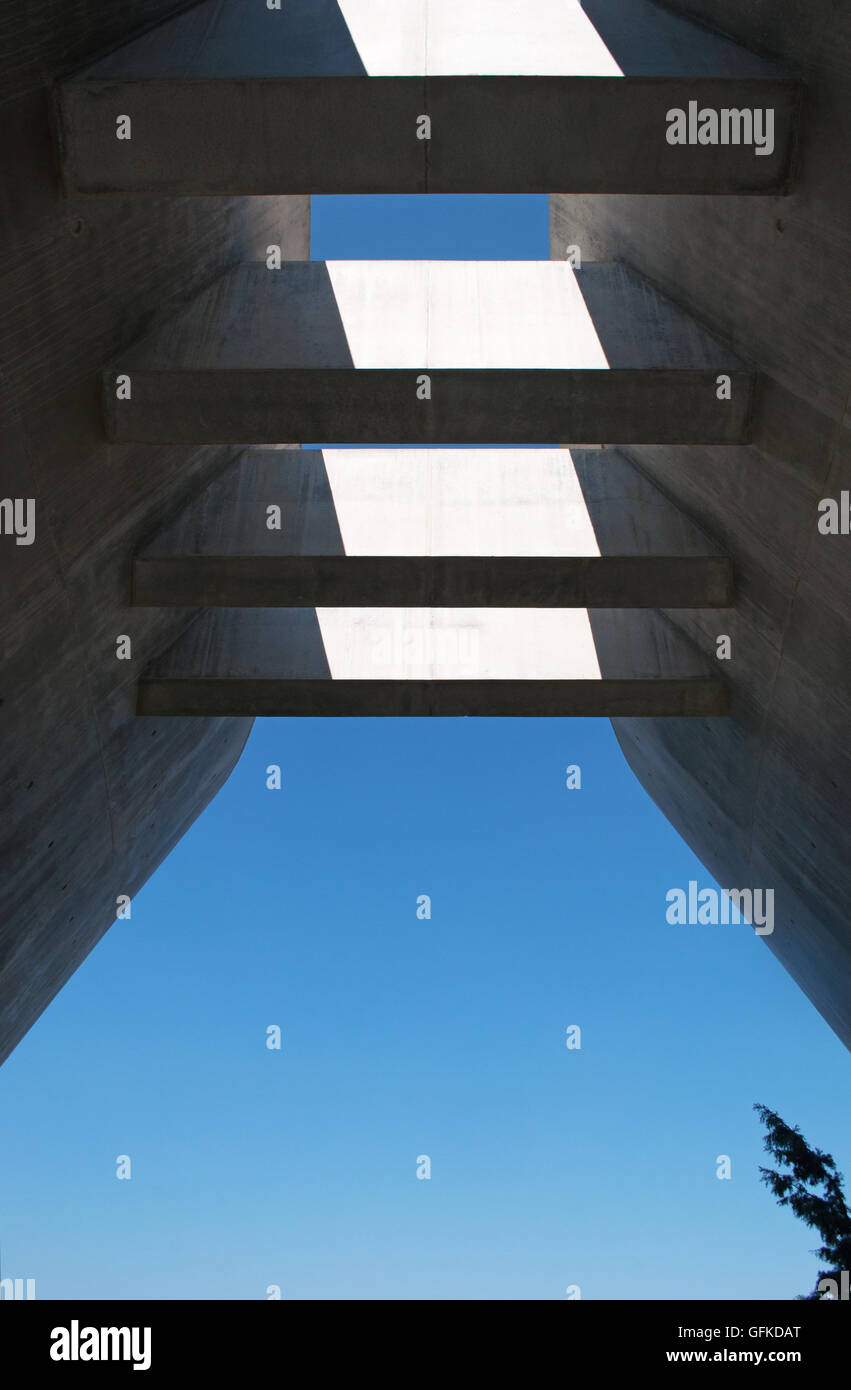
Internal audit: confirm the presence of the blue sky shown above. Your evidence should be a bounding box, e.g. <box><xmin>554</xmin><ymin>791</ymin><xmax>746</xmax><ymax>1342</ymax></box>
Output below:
<box><xmin>1</xmin><ymin>196</ymin><xmax>848</xmax><ymax>1301</ymax></box>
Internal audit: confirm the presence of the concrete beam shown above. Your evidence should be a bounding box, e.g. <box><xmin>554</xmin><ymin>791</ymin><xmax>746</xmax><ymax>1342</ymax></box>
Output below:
<box><xmin>133</xmin><ymin>554</ymin><xmax>732</xmax><ymax>608</ymax></box>
<box><xmin>135</xmin><ymin>605</ymin><xmax>727</xmax><ymax>717</ymax></box>
<box><xmin>106</xmin><ymin>368</ymin><xmax>754</xmax><ymax>445</ymax></box>
<box><xmin>137</xmin><ymin>676</ymin><xmax>727</xmax><ymax>717</ymax></box>
<box><xmin>133</xmin><ymin>446</ymin><xmax>732</xmax><ymax>606</ymax></box>
<box><xmin>105</xmin><ymin>262</ymin><xmax>754</xmax><ymax>445</ymax></box>
<box><xmin>58</xmin><ymin>76</ymin><xmax>800</xmax><ymax>195</ymax></box>
<box><xmin>57</xmin><ymin>0</ymin><xmax>799</xmax><ymax>194</ymax></box>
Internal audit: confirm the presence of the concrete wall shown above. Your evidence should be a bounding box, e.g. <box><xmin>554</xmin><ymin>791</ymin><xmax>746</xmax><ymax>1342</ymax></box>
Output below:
<box><xmin>6</xmin><ymin>0</ymin><xmax>845</xmax><ymax>1061</ymax></box>
<box><xmin>551</xmin><ymin>0</ymin><xmax>851</xmax><ymax>1047</ymax></box>
<box><xmin>0</xmin><ymin>4</ymin><xmax>308</xmax><ymax>1065</ymax></box>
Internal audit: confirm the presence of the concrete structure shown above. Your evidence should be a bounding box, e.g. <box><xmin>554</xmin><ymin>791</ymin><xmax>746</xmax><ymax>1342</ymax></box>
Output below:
<box><xmin>104</xmin><ymin>260</ymin><xmax>754</xmax><ymax>445</ymax></box>
<box><xmin>2</xmin><ymin>0</ymin><xmax>849</xmax><ymax>1063</ymax></box>
<box><xmin>132</xmin><ymin>447</ymin><xmax>728</xmax><ymax>717</ymax></box>
<box><xmin>552</xmin><ymin>0</ymin><xmax>851</xmax><ymax>1048</ymax></box>
<box><xmin>56</xmin><ymin>0</ymin><xmax>799</xmax><ymax>196</ymax></box>
<box><xmin>0</xmin><ymin>2</ymin><xmax>307</xmax><ymax>1066</ymax></box>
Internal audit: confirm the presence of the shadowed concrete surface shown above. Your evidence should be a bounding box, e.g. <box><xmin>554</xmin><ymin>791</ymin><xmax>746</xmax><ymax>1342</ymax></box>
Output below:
<box><xmin>133</xmin><ymin>447</ymin><xmax>731</xmax><ymax>607</ymax></box>
<box><xmin>105</xmin><ymin>260</ymin><xmax>754</xmax><ymax>444</ymax></box>
<box><xmin>552</xmin><ymin>0</ymin><xmax>851</xmax><ymax>1048</ymax></box>
<box><xmin>0</xmin><ymin>3</ymin><xmax>309</xmax><ymax>1066</ymax></box>
<box><xmin>133</xmin><ymin>448</ymin><xmax>728</xmax><ymax>716</ymax></box>
<box><xmin>136</xmin><ymin>607</ymin><xmax>726</xmax><ymax>716</ymax></box>
<box><xmin>56</xmin><ymin>0</ymin><xmax>799</xmax><ymax>194</ymax></box>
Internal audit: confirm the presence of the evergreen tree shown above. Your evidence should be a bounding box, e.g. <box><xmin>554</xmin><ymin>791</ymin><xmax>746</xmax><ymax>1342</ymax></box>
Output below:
<box><xmin>754</xmin><ymin>1103</ymin><xmax>851</xmax><ymax>1299</ymax></box>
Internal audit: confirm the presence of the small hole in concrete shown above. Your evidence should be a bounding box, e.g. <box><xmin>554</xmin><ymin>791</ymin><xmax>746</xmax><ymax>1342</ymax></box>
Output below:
<box><xmin>70</xmin><ymin>218</ymin><xmax>85</xmax><ymax>236</ymax></box>
<box><xmin>776</xmin><ymin>218</ymin><xmax>785</xmax><ymax>232</ymax></box>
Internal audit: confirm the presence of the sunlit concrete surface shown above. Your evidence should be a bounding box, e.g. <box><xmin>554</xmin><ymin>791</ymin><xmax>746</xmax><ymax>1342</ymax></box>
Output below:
<box><xmin>326</xmin><ymin>261</ymin><xmax>608</xmax><ymax>368</ymax></box>
<box><xmin>336</xmin><ymin>0</ymin><xmax>622</xmax><ymax>75</ymax></box>
<box><xmin>317</xmin><ymin>608</ymin><xmax>602</xmax><ymax>679</ymax></box>
<box><xmin>319</xmin><ymin>448</ymin><xmax>602</xmax><ymax>555</ymax></box>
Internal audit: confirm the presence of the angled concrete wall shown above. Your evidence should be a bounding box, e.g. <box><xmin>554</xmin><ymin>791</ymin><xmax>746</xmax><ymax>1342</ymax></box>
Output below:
<box><xmin>0</xmin><ymin>4</ymin><xmax>308</xmax><ymax>1065</ymax></box>
<box><xmin>551</xmin><ymin>0</ymin><xmax>851</xmax><ymax>1047</ymax></box>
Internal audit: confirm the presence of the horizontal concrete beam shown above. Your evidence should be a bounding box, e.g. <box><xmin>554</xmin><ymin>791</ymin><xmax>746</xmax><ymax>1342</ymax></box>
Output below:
<box><xmin>135</xmin><ymin>605</ymin><xmax>727</xmax><ymax>717</ymax></box>
<box><xmin>132</xmin><ymin>554</ymin><xmax>733</xmax><ymax>607</ymax></box>
<box><xmin>106</xmin><ymin>262</ymin><xmax>753</xmax><ymax>445</ymax></box>
<box><xmin>57</xmin><ymin>76</ymin><xmax>800</xmax><ymax>195</ymax></box>
<box><xmin>106</xmin><ymin>367</ymin><xmax>754</xmax><ymax>444</ymax></box>
<box><xmin>136</xmin><ymin>677</ymin><xmax>728</xmax><ymax>717</ymax></box>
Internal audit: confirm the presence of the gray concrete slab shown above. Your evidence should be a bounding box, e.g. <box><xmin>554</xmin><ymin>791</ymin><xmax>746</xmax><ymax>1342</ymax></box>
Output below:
<box><xmin>57</xmin><ymin>0</ymin><xmax>799</xmax><ymax>194</ymax></box>
<box><xmin>58</xmin><ymin>76</ymin><xmax>800</xmax><ymax>195</ymax></box>
<box><xmin>133</xmin><ymin>446</ymin><xmax>731</xmax><ymax>606</ymax></box>
<box><xmin>133</xmin><ymin>554</ymin><xmax>732</xmax><ymax>608</ymax></box>
<box><xmin>136</xmin><ymin>446</ymin><xmax>726</xmax><ymax>559</ymax></box>
<box><xmin>138</xmin><ymin>676</ymin><xmax>728</xmax><ymax>717</ymax></box>
<box><xmin>106</xmin><ymin>367</ymin><xmax>754</xmax><ymax>445</ymax></box>
<box><xmin>135</xmin><ymin>601</ymin><xmax>726</xmax><ymax>716</ymax></box>
<box><xmin>105</xmin><ymin>261</ymin><xmax>754</xmax><ymax>444</ymax></box>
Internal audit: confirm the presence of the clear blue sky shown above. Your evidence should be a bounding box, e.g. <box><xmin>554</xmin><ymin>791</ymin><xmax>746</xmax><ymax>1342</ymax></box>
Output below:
<box><xmin>1</xmin><ymin>196</ymin><xmax>848</xmax><ymax>1301</ymax></box>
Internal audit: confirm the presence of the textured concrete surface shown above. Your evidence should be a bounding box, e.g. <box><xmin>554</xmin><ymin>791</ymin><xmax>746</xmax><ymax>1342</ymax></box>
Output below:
<box><xmin>59</xmin><ymin>77</ymin><xmax>799</xmax><ymax>196</ymax></box>
<box><xmin>133</xmin><ymin>446</ymin><xmax>727</xmax><ymax>715</ymax></box>
<box><xmin>133</xmin><ymin>446</ymin><xmax>731</xmax><ymax>607</ymax></box>
<box><xmin>0</xmin><ymin>3</ymin><xmax>308</xmax><ymax>1066</ymax></box>
<box><xmin>4</xmin><ymin>0</ymin><xmax>836</xmax><ymax>1064</ymax></box>
<box><xmin>134</xmin><ymin>554</ymin><xmax>730</xmax><ymax>609</ymax></box>
<box><xmin>138</xmin><ymin>674</ymin><xmax>728</xmax><ymax>718</ymax></box>
<box><xmin>105</xmin><ymin>260</ymin><xmax>753</xmax><ymax>444</ymax></box>
<box><xmin>137</xmin><ymin>448</ymin><xmax>725</xmax><ymax>558</ymax></box>
<box><xmin>551</xmin><ymin>0</ymin><xmax>851</xmax><ymax>1048</ymax></box>
<box><xmin>137</xmin><ymin>599</ymin><xmax>726</xmax><ymax>715</ymax></box>
<box><xmin>56</xmin><ymin>0</ymin><xmax>796</xmax><ymax>195</ymax></box>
